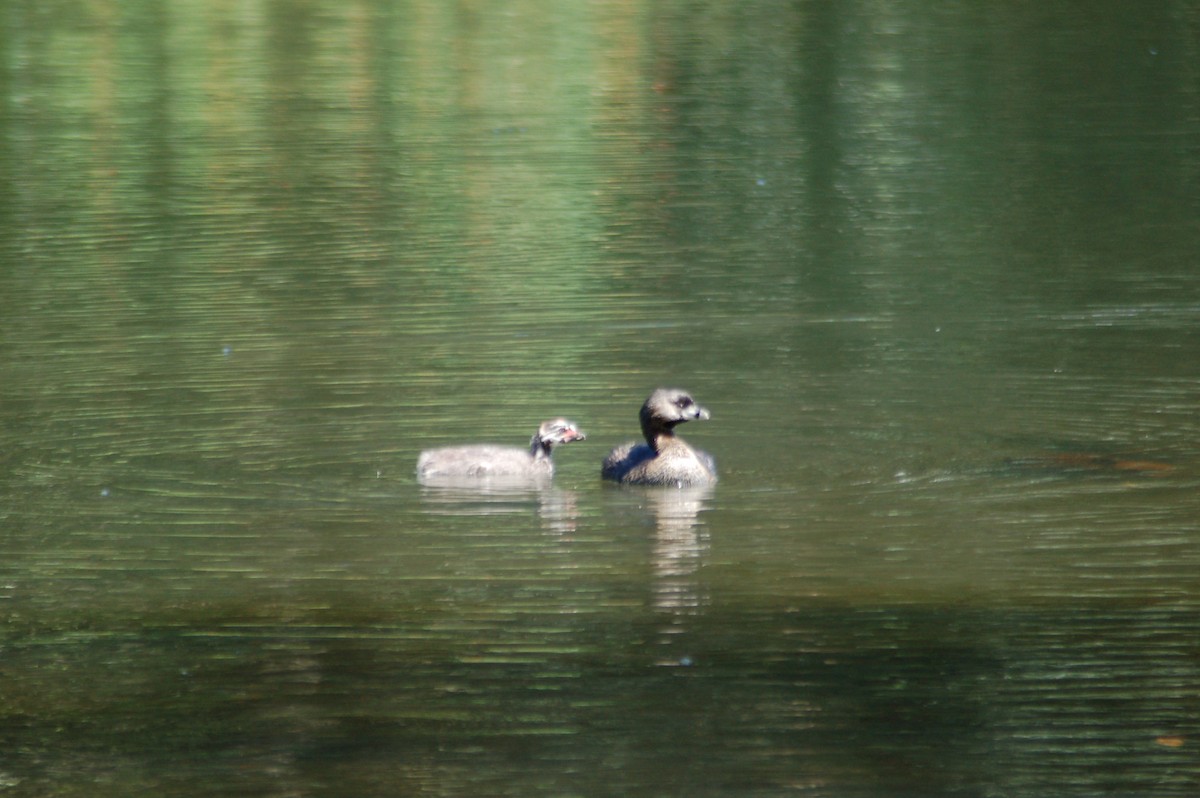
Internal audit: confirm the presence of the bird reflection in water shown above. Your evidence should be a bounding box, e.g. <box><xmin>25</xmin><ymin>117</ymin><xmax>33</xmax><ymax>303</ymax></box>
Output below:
<box><xmin>417</xmin><ymin>482</ymin><xmax>581</xmax><ymax>535</ymax></box>
<box><xmin>641</xmin><ymin>486</ymin><xmax>714</xmax><ymax>665</ymax></box>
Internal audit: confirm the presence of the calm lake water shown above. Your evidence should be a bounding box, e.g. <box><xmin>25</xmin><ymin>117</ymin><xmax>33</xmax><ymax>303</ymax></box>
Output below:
<box><xmin>3</xmin><ymin>2</ymin><xmax>1200</xmax><ymax>796</ymax></box>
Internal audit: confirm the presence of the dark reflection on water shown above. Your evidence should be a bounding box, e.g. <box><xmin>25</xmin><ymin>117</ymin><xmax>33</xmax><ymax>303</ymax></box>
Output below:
<box><xmin>3</xmin><ymin>600</ymin><xmax>1197</xmax><ymax>796</ymax></box>
<box><xmin>3</xmin><ymin>0</ymin><xmax>1200</xmax><ymax>795</ymax></box>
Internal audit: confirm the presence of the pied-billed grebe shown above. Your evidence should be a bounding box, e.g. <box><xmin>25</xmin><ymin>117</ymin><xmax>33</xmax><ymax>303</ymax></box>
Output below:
<box><xmin>601</xmin><ymin>388</ymin><xmax>716</xmax><ymax>487</ymax></box>
<box><xmin>417</xmin><ymin>418</ymin><xmax>586</xmax><ymax>483</ymax></box>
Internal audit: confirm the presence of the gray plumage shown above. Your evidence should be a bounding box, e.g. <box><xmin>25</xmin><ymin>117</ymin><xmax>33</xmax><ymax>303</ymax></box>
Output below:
<box><xmin>601</xmin><ymin>388</ymin><xmax>716</xmax><ymax>487</ymax></box>
<box><xmin>417</xmin><ymin>418</ymin><xmax>585</xmax><ymax>483</ymax></box>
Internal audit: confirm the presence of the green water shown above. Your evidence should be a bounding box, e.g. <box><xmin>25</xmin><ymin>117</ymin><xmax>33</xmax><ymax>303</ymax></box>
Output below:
<box><xmin>2</xmin><ymin>2</ymin><xmax>1199</xmax><ymax>795</ymax></box>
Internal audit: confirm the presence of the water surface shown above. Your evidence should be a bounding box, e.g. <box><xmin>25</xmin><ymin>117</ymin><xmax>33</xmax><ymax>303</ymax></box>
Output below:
<box><xmin>2</xmin><ymin>2</ymin><xmax>1200</xmax><ymax>796</ymax></box>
